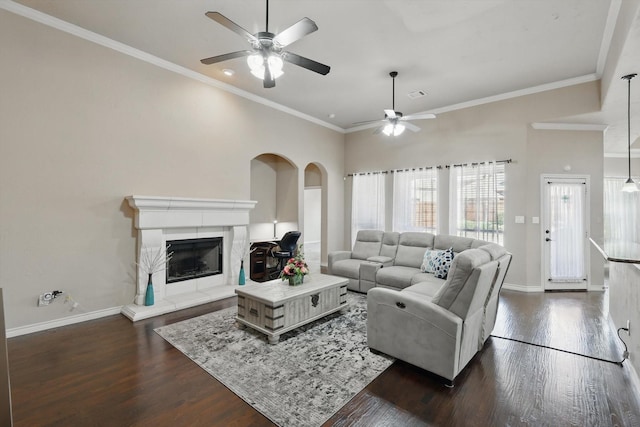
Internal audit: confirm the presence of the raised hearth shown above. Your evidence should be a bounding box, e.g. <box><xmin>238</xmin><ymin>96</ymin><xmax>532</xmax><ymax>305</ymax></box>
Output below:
<box><xmin>122</xmin><ymin>196</ymin><xmax>257</xmax><ymax>321</ymax></box>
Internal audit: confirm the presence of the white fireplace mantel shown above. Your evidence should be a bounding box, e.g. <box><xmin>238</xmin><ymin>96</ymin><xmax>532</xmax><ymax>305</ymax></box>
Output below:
<box><xmin>122</xmin><ymin>195</ymin><xmax>257</xmax><ymax>321</ymax></box>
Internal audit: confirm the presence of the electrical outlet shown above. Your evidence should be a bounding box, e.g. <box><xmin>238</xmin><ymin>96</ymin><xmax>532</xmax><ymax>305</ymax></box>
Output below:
<box><xmin>627</xmin><ymin>320</ymin><xmax>631</xmax><ymax>336</ymax></box>
<box><xmin>37</xmin><ymin>290</ymin><xmax>63</xmax><ymax>307</ymax></box>
<box><xmin>38</xmin><ymin>292</ymin><xmax>54</xmax><ymax>306</ymax></box>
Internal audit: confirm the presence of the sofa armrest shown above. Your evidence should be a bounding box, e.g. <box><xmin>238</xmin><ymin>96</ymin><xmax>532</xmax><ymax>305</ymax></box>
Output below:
<box><xmin>328</xmin><ymin>250</ymin><xmax>352</xmax><ymax>273</ymax></box>
<box><xmin>366</xmin><ymin>255</ymin><xmax>394</xmax><ymax>267</ymax></box>
<box><xmin>367</xmin><ymin>287</ymin><xmax>463</xmax><ymax>380</ymax></box>
<box><xmin>367</xmin><ymin>287</ymin><xmax>461</xmax><ymax>335</ymax></box>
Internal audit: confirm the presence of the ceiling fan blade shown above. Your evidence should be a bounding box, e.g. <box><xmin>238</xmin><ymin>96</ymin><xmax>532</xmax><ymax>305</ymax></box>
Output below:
<box><xmin>401</xmin><ymin>113</ymin><xmax>437</xmax><ymax>121</ymax></box>
<box><xmin>205</xmin><ymin>12</ymin><xmax>258</xmax><ymax>43</ymax></box>
<box><xmin>404</xmin><ymin>122</ymin><xmax>421</xmax><ymax>132</ymax></box>
<box><xmin>384</xmin><ymin>109</ymin><xmax>397</xmax><ymax>119</ymax></box>
<box><xmin>200</xmin><ymin>50</ymin><xmax>252</xmax><ymax>65</ymax></box>
<box><xmin>273</xmin><ymin>17</ymin><xmax>318</xmax><ymax>47</ymax></box>
<box><xmin>282</xmin><ymin>52</ymin><xmax>330</xmax><ymax>75</ymax></box>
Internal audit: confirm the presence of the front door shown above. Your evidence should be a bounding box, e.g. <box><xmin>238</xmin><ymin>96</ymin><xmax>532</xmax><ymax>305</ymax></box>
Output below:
<box><xmin>542</xmin><ymin>176</ymin><xmax>589</xmax><ymax>290</ymax></box>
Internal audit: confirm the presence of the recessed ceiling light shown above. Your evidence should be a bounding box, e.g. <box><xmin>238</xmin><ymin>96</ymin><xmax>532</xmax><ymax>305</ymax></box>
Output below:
<box><xmin>222</xmin><ymin>69</ymin><xmax>235</xmax><ymax>76</ymax></box>
<box><xmin>328</xmin><ymin>113</ymin><xmax>336</xmax><ymax>119</ymax></box>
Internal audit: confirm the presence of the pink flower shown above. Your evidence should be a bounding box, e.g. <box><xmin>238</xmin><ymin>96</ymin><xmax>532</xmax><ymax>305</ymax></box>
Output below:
<box><xmin>283</xmin><ymin>265</ymin><xmax>292</xmax><ymax>275</ymax></box>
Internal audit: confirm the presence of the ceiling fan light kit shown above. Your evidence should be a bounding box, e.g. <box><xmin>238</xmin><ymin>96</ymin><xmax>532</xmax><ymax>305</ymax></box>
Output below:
<box><xmin>200</xmin><ymin>0</ymin><xmax>330</xmax><ymax>88</ymax></box>
<box><xmin>382</xmin><ymin>123</ymin><xmax>406</xmax><ymax>136</ymax></box>
<box><xmin>247</xmin><ymin>53</ymin><xmax>284</xmax><ymax>80</ymax></box>
<box><xmin>621</xmin><ymin>73</ymin><xmax>639</xmax><ymax>193</ymax></box>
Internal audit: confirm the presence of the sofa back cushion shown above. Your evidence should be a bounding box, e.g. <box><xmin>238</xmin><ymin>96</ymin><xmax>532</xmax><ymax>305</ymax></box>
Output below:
<box><xmin>380</xmin><ymin>232</ymin><xmax>400</xmax><ymax>259</ymax></box>
<box><xmin>431</xmin><ymin>248</ymin><xmax>498</xmax><ymax>319</ymax></box>
<box><xmin>434</xmin><ymin>235</ymin><xmax>475</xmax><ymax>253</ymax></box>
<box><xmin>351</xmin><ymin>230</ymin><xmax>384</xmax><ymax>260</ymax></box>
<box><xmin>394</xmin><ymin>232</ymin><xmax>435</xmax><ymax>268</ymax></box>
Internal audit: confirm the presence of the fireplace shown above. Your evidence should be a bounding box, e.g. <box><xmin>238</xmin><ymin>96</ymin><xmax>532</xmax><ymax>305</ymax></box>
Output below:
<box><xmin>123</xmin><ymin>195</ymin><xmax>257</xmax><ymax>321</ymax></box>
<box><xmin>167</xmin><ymin>237</ymin><xmax>223</xmax><ymax>283</ymax></box>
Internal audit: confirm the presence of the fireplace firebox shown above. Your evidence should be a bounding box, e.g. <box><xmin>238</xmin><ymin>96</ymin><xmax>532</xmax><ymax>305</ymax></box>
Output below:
<box><xmin>166</xmin><ymin>237</ymin><xmax>222</xmax><ymax>283</ymax></box>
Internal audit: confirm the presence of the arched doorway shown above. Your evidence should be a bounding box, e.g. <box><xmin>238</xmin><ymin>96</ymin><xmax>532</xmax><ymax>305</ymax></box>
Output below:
<box><xmin>304</xmin><ymin>163</ymin><xmax>326</xmax><ymax>274</ymax></box>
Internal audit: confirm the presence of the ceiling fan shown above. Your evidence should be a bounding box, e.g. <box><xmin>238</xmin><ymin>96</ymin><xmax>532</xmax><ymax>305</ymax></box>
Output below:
<box><xmin>200</xmin><ymin>0</ymin><xmax>330</xmax><ymax>88</ymax></box>
<box><xmin>354</xmin><ymin>71</ymin><xmax>436</xmax><ymax>136</ymax></box>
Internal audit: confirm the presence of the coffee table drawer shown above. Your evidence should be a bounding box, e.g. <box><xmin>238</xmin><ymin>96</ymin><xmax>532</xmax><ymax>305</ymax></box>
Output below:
<box><xmin>283</xmin><ymin>285</ymin><xmax>346</xmax><ymax>327</ymax></box>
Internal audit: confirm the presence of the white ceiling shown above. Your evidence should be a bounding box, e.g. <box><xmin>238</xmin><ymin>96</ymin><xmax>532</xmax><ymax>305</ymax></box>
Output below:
<box><xmin>7</xmin><ymin>0</ymin><xmax>640</xmax><ymax>153</ymax></box>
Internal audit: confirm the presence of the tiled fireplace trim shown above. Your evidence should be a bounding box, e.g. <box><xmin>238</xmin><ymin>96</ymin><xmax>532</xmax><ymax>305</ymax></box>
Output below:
<box><xmin>122</xmin><ymin>196</ymin><xmax>257</xmax><ymax>321</ymax></box>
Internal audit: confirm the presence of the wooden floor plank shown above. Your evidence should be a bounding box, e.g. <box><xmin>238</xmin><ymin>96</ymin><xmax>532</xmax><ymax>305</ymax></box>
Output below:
<box><xmin>7</xmin><ymin>290</ymin><xmax>640</xmax><ymax>426</ymax></box>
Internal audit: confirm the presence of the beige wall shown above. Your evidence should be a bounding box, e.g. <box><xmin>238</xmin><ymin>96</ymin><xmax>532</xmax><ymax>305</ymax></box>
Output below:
<box><xmin>0</xmin><ymin>11</ymin><xmax>344</xmax><ymax>329</ymax></box>
<box><xmin>604</xmin><ymin>157</ymin><xmax>640</xmax><ymax>177</ymax></box>
<box><xmin>345</xmin><ymin>81</ymin><xmax>604</xmax><ymax>290</ymax></box>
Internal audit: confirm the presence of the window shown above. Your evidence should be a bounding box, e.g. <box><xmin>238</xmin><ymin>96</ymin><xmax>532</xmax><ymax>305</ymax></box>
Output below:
<box><xmin>393</xmin><ymin>168</ymin><xmax>438</xmax><ymax>233</ymax></box>
<box><xmin>450</xmin><ymin>162</ymin><xmax>505</xmax><ymax>244</ymax></box>
<box><xmin>604</xmin><ymin>177</ymin><xmax>640</xmax><ymax>243</ymax></box>
<box><xmin>351</xmin><ymin>173</ymin><xmax>385</xmax><ymax>243</ymax></box>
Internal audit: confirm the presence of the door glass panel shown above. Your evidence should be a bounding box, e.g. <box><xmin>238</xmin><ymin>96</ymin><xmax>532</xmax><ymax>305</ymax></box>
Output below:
<box><xmin>548</xmin><ymin>182</ymin><xmax>585</xmax><ymax>281</ymax></box>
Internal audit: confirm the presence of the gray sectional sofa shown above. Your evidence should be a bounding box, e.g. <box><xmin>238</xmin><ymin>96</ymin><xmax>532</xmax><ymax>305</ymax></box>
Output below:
<box><xmin>328</xmin><ymin>229</ymin><xmax>512</xmax><ymax>383</ymax></box>
<box><xmin>328</xmin><ymin>230</ymin><xmax>505</xmax><ymax>294</ymax></box>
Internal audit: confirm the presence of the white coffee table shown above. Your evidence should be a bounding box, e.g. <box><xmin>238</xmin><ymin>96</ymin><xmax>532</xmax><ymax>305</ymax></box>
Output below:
<box><xmin>235</xmin><ymin>274</ymin><xmax>349</xmax><ymax>344</ymax></box>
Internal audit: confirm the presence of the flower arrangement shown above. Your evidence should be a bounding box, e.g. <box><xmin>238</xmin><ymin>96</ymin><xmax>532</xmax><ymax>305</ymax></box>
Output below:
<box><xmin>280</xmin><ymin>245</ymin><xmax>309</xmax><ymax>285</ymax></box>
<box><xmin>136</xmin><ymin>245</ymin><xmax>173</xmax><ymax>306</ymax></box>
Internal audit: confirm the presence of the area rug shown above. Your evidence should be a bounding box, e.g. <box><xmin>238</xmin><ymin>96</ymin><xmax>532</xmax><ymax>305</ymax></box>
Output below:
<box><xmin>155</xmin><ymin>292</ymin><xmax>394</xmax><ymax>427</ymax></box>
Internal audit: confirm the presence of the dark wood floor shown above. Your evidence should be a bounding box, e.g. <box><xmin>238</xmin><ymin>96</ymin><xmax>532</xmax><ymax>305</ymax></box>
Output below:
<box><xmin>7</xmin><ymin>289</ymin><xmax>640</xmax><ymax>426</ymax></box>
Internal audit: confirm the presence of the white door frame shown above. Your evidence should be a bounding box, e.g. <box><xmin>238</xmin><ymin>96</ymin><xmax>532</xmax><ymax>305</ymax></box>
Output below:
<box><xmin>540</xmin><ymin>174</ymin><xmax>590</xmax><ymax>291</ymax></box>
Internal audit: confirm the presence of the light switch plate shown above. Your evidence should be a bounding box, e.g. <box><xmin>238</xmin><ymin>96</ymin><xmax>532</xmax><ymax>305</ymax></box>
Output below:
<box><xmin>532</xmin><ymin>216</ymin><xmax>540</xmax><ymax>224</ymax></box>
<box><xmin>515</xmin><ymin>216</ymin><xmax>525</xmax><ymax>224</ymax></box>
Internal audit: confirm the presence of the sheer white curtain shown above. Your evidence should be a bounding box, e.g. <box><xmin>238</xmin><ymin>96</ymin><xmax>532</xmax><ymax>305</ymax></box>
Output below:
<box><xmin>548</xmin><ymin>181</ymin><xmax>585</xmax><ymax>281</ymax></box>
<box><xmin>449</xmin><ymin>162</ymin><xmax>505</xmax><ymax>244</ymax></box>
<box><xmin>604</xmin><ymin>177</ymin><xmax>640</xmax><ymax>243</ymax></box>
<box><xmin>351</xmin><ymin>173</ymin><xmax>385</xmax><ymax>244</ymax></box>
<box><xmin>393</xmin><ymin>168</ymin><xmax>438</xmax><ymax>232</ymax></box>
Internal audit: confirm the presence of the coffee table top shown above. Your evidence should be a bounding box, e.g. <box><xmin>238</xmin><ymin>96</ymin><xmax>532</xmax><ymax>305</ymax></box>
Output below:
<box><xmin>235</xmin><ymin>274</ymin><xmax>348</xmax><ymax>305</ymax></box>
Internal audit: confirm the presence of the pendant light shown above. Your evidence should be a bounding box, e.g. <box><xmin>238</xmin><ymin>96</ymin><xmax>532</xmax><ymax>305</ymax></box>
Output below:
<box><xmin>621</xmin><ymin>73</ymin><xmax>639</xmax><ymax>193</ymax></box>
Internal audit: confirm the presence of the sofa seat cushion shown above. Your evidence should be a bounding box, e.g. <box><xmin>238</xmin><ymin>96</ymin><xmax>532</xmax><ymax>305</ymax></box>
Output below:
<box><xmin>403</xmin><ymin>280</ymin><xmax>445</xmax><ymax>299</ymax></box>
<box><xmin>410</xmin><ymin>272</ymin><xmax>446</xmax><ymax>287</ymax></box>
<box><xmin>330</xmin><ymin>259</ymin><xmax>366</xmax><ymax>280</ymax></box>
<box><xmin>376</xmin><ymin>266</ymin><xmax>421</xmax><ymax>289</ymax></box>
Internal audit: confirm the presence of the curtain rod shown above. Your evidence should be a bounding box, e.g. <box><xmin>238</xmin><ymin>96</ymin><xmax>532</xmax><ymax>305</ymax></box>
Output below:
<box><xmin>346</xmin><ymin>165</ymin><xmax>442</xmax><ymax>178</ymax></box>
<box><xmin>446</xmin><ymin>159</ymin><xmax>512</xmax><ymax>168</ymax></box>
<box><xmin>345</xmin><ymin>159</ymin><xmax>512</xmax><ymax>178</ymax></box>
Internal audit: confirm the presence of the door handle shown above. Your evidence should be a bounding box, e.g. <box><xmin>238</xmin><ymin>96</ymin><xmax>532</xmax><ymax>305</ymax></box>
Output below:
<box><xmin>545</xmin><ymin>238</ymin><xmax>552</xmax><ymax>242</ymax></box>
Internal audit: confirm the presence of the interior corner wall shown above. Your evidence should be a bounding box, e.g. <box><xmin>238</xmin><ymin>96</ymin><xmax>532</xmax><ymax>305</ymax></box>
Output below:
<box><xmin>0</xmin><ymin>10</ymin><xmax>344</xmax><ymax>331</ymax></box>
<box><xmin>526</xmin><ymin>129</ymin><xmax>605</xmax><ymax>291</ymax></box>
<box><xmin>344</xmin><ymin>81</ymin><xmax>603</xmax><ymax>290</ymax></box>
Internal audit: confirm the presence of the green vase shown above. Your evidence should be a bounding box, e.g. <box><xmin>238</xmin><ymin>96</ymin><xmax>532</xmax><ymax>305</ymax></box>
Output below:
<box><xmin>144</xmin><ymin>273</ymin><xmax>154</xmax><ymax>306</ymax></box>
<box><xmin>239</xmin><ymin>260</ymin><xmax>246</xmax><ymax>286</ymax></box>
<box><xmin>288</xmin><ymin>274</ymin><xmax>304</xmax><ymax>286</ymax></box>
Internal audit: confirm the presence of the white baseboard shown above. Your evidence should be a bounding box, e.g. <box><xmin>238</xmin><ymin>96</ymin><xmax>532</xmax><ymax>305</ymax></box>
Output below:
<box><xmin>6</xmin><ymin>307</ymin><xmax>122</xmax><ymax>338</ymax></box>
<box><xmin>502</xmin><ymin>282</ymin><xmax>544</xmax><ymax>292</ymax></box>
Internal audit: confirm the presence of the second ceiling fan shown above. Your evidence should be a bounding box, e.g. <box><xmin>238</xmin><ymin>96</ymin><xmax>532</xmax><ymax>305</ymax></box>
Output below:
<box><xmin>355</xmin><ymin>71</ymin><xmax>436</xmax><ymax>136</ymax></box>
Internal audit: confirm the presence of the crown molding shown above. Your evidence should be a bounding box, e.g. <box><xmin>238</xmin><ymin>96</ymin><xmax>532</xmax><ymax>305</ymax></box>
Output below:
<box><xmin>604</xmin><ymin>151</ymin><xmax>640</xmax><ymax>159</ymax></box>
<box><xmin>0</xmin><ymin>0</ymin><xmax>345</xmax><ymax>134</ymax></box>
<box><xmin>531</xmin><ymin>123</ymin><xmax>609</xmax><ymax>131</ymax></box>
